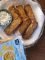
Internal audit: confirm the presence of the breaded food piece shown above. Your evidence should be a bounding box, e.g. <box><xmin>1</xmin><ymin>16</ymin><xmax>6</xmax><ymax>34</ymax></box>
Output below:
<box><xmin>16</xmin><ymin>5</ymin><xmax>31</xmax><ymax>34</ymax></box>
<box><xmin>23</xmin><ymin>4</ymin><xmax>38</xmax><ymax>39</ymax></box>
<box><xmin>23</xmin><ymin>20</ymin><xmax>37</xmax><ymax>39</ymax></box>
<box><xmin>16</xmin><ymin>5</ymin><xmax>29</xmax><ymax>21</ymax></box>
<box><xmin>5</xmin><ymin>17</ymin><xmax>22</xmax><ymax>35</ymax></box>
<box><xmin>24</xmin><ymin>4</ymin><xmax>36</xmax><ymax>20</ymax></box>
<box><xmin>4</xmin><ymin>5</ymin><xmax>22</xmax><ymax>35</ymax></box>
<box><xmin>8</xmin><ymin>5</ymin><xmax>19</xmax><ymax>19</ymax></box>
<box><xmin>19</xmin><ymin>19</ymin><xmax>31</xmax><ymax>34</ymax></box>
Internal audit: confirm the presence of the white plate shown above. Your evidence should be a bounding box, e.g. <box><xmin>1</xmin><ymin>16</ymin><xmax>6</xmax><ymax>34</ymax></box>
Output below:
<box><xmin>0</xmin><ymin>0</ymin><xmax>45</xmax><ymax>48</ymax></box>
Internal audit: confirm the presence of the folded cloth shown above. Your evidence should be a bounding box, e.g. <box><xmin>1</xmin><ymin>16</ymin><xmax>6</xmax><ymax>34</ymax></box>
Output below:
<box><xmin>0</xmin><ymin>36</ymin><xmax>26</xmax><ymax>60</ymax></box>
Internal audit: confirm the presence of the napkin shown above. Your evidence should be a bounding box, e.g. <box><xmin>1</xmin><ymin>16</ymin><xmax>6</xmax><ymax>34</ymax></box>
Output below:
<box><xmin>0</xmin><ymin>36</ymin><xmax>26</xmax><ymax>60</ymax></box>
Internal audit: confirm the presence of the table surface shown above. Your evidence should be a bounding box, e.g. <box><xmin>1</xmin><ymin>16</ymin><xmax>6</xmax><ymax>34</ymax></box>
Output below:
<box><xmin>25</xmin><ymin>0</ymin><xmax>45</xmax><ymax>60</ymax></box>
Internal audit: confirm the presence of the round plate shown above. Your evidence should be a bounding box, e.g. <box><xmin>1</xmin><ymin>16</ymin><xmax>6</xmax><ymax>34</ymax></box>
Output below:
<box><xmin>0</xmin><ymin>0</ymin><xmax>45</xmax><ymax>48</ymax></box>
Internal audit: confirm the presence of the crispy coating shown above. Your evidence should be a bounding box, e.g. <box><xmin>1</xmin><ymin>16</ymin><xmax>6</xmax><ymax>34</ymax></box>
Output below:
<box><xmin>19</xmin><ymin>19</ymin><xmax>31</xmax><ymax>34</ymax></box>
<box><xmin>23</xmin><ymin>20</ymin><xmax>38</xmax><ymax>39</ymax></box>
<box><xmin>5</xmin><ymin>17</ymin><xmax>22</xmax><ymax>35</ymax></box>
<box><xmin>4</xmin><ymin>5</ymin><xmax>22</xmax><ymax>35</ymax></box>
<box><xmin>4</xmin><ymin>4</ymin><xmax>37</xmax><ymax>37</ymax></box>
<box><xmin>23</xmin><ymin>4</ymin><xmax>38</xmax><ymax>39</ymax></box>
<box><xmin>24</xmin><ymin>4</ymin><xmax>35</xmax><ymax>19</ymax></box>
<box><xmin>16</xmin><ymin>5</ymin><xmax>31</xmax><ymax>34</ymax></box>
<box><xmin>8</xmin><ymin>5</ymin><xmax>19</xmax><ymax>19</ymax></box>
<box><xmin>16</xmin><ymin>5</ymin><xmax>29</xmax><ymax>21</ymax></box>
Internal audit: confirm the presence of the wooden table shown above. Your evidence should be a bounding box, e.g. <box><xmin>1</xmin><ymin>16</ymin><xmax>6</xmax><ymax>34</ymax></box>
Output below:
<box><xmin>25</xmin><ymin>0</ymin><xmax>45</xmax><ymax>60</ymax></box>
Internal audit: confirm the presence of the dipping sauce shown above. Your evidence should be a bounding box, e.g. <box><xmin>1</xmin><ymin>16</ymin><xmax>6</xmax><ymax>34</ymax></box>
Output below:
<box><xmin>0</xmin><ymin>10</ymin><xmax>12</xmax><ymax>27</ymax></box>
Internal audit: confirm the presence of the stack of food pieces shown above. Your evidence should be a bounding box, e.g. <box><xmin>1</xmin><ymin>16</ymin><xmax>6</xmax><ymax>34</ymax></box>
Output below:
<box><xmin>4</xmin><ymin>4</ymin><xmax>38</xmax><ymax>39</ymax></box>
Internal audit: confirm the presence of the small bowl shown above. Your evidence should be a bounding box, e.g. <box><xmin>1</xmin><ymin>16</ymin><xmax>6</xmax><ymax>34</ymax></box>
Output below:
<box><xmin>0</xmin><ymin>9</ymin><xmax>12</xmax><ymax>29</ymax></box>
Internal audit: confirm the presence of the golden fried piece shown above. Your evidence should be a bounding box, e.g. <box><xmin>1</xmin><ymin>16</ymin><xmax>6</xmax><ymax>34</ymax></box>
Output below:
<box><xmin>23</xmin><ymin>4</ymin><xmax>38</xmax><ymax>39</ymax></box>
<box><xmin>5</xmin><ymin>17</ymin><xmax>22</xmax><ymax>35</ymax></box>
<box><xmin>16</xmin><ymin>5</ymin><xmax>31</xmax><ymax>34</ymax></box>
<box><xmin>4</xmin><ymin>5</ymin><xmax>22</xmax><ymax>35</ymax></box>
<box><xmin>24</xmin><ymin>4</ymin><xmax>36</xmax><ymax>20</ymax></box>
<box><xmin>16</xmin><ymin>5</ymin><xmax>29</xmax><ymax>21</ymax></box>
<box><xmin>23</xmin><ymin>20</ymin><xmax>37</xmax><ymax>39</ymax></box>
<box><xmin>19</xmin><ymin>19</ymin><xmax>31</xmax><ymax>34</ymax></box>
<box><xmin>8</xmin><ymin>5</ymin><xmax>19</xmax><ymax>19</ymax></box>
